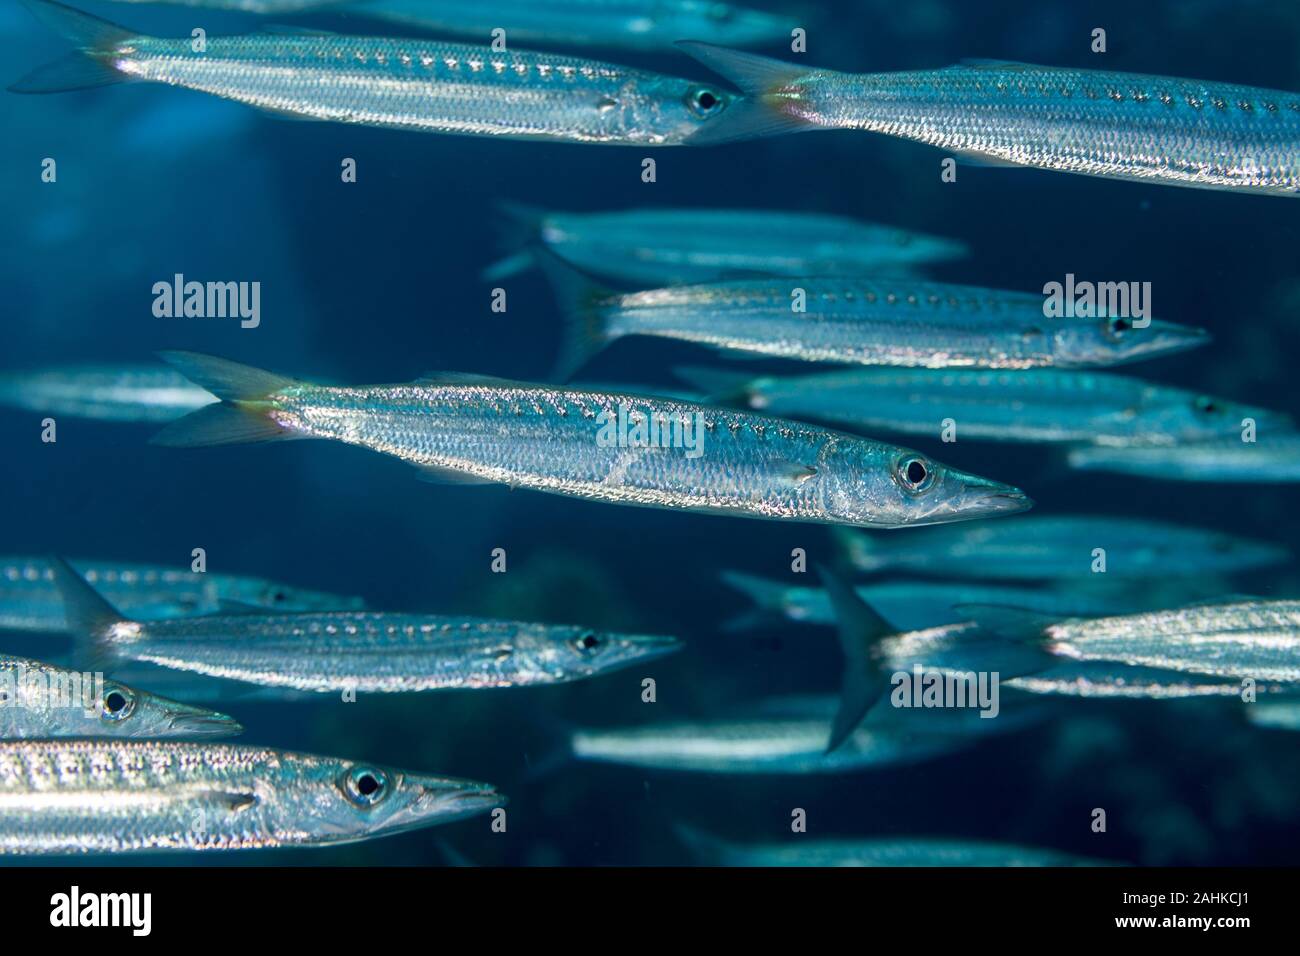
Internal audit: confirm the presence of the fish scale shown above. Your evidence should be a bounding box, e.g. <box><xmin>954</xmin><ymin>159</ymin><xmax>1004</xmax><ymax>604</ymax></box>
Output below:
<box><xmin>0</xmin><ymin>740</ymin><xmax>501</xmax><ymax>853</ymax></box>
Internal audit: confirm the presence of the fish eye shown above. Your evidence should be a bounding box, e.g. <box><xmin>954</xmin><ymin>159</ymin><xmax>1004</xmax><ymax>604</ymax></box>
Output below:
<box><xmin>572</xmin><ymin>631</ymin><xmax>603</xmax><ymax>653</ymax></box>
<box><xmin>1103</xmin><ymin>316</ymin><xmax>1132</xmax><ymax>340</ymax></box>
<box><xmin>269</xmin><ymin>588</ymin><xmax>288</xmax><ymax>605</ymax></box>
<box><xmin>1193</xmin><ymin>395</ymin><xmax>1223</xmax><ymax>416</ymax></box>
<box><xmin>895</xmin><ymin>456</ymin><xmax>935</xmax><ymax>493</ymax></box>
<box><xmin>101</xmin><ymin>686</ymin><xmax>136</xmax><ymax>722</ymax></box>
<box><xmin>342</xmin><ymin>766</ymin><xmax>390</xmax><ymax>808</ymax></box>
<box><xmin>686</xmin><ymin>86</ymin><xmax>724</xmax><ymax>118</ymax></box>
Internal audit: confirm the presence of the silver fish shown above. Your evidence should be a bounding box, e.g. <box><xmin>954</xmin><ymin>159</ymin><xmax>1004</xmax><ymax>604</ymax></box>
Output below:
<box><xmin>0</xmin><ymin>556</ymin><xmax>365</xmax><ymax>633</ymax></box>
<box><xmin>342</xmin><ymin>0</ymin><xmax>797</xmax><ymax>52</ymax></box>
<box><xmin>966</xmin><ymin>601</ymin><xmax>1300</xmax><ymax>683</ymax></box>
<box><xmin>544</xmin><ymin>264</ymin><xmax>1208</xmax><ymax>377</ymax></box>
<box><xmin>1068</xmin><ymin>434</ymin><xmax>1300</xmax><ymax>482</ymax></box>
<box><xmin>0</xmin><ymin>655</ymin><xmax>242</xmax><ymax>739</ymax></box>
<box><xmin>1246</xmin><ymin>697</ymin><xmax>1300</xmax><ymax>731</ymax></box>
<box><xmin>0</xmin><ymin>364</ymin><xmax>215</xmax><ymax>423</ymax></box>
<box><xmin>834</xmin><ymin>515</ymin><xmax>1288</xmax><ymax>580</ymax></box>
<box><xmin>152</xmin><ymin>352</ymin><xmax>1032</xmax><ymax>529</ymax></box>
<box><xmin>1004</xmin><ymin>661</ymin><xmax>1267</xmax><ymax>699</ymax></box>
<box><xmin>718</xmin><ymin>571</ymin><xmax>1218</xmax><ymax>632</ymax></box>
<box><xmin>485</xmin><ymin>204</ymin><xmax>967</xmax><ymax>284</ymax></box>
<box><xmin>568</xmin><ymin>707</ymin><xmax>1023</xmax><ymax>775</ymax></box>
<box><xmin>680</xmin><ymin>366</ymin><xmax>1288</xmax><ymax>448</ymax></box>
<box><xmin>52</xmin><ymin>559</ymin><xmax>679</xmax><ymax>693</ymax></box>
<box><xmin>0</xmin><ymin>739</ymin><xmax>501</xmax><ymax>853</ymax></box>
<box><xmin>680</xmin><ymin>44</ymin><xmax>1300</xmax><ymax>196</ymax></box>
<box><xmin>678</xmin><ymin>826</ymin><xmax>1108</xmax><ymax>866</ymax></box>
<box><xmin>13</xmin><ymin>1</ymin><xmax>738</xmax><ymax>146</ymax></box>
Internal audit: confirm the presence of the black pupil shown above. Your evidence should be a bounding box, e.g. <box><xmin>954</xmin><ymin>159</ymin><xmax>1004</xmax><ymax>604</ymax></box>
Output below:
<box><xmin>1111</xmin><ymin>318</ymin><xmax>1130</xmax><ymax>332</ymax></box>
<box><xmin>905</xmin><ymin>460</ymin><xmax>928</xmax><ymax>485</ymax></box>
<box><xmin>105</xmin><ymin>692</ymin><xmax>127</xmax><ymax>713</ymax></box>
<box><xmin>357</xmin><ymin>773</ymin><xmax>380</xmax><ymax>796</ymax></box>
<box><xmin>581</xmin><ymin>633</ymin><xmax>599</xmax><ymax>649</ymax></box>
<box><xmin>1198</xmin><ymin>398</ymin><xmax>1218</xmax><ymax>413</ymax></box>
<box><xmin>696</xmin><ymin>91</ymin><xmax>717</xmax><ymax>110</ymax></box>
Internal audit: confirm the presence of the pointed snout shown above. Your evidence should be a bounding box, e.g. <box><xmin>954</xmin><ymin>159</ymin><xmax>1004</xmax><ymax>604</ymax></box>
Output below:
<box><xmin>952</xmin><ymin>474</ymin><xmax>1035</xmax><ymax>522</ymax></box>
<box><xmin>415</xmin><ymin>777</ymin><xmax>505</xmax><ymax>822</ymax></box>
<box><xmin>164</xmin><ymin>705</ymin><xmax>244</xmax><ymax>738</ymax></box>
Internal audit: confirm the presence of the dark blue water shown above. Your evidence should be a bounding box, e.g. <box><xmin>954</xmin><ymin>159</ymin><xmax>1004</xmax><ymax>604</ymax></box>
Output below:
<box><xmin>3</xmin><ymin>0</ymin><xmax>1300</xmax><ymax>865</ymax></box>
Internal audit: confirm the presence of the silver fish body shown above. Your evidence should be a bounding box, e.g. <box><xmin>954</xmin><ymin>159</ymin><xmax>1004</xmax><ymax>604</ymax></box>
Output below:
<box><xmin>493</xmin><ymin>205</ymin><xmax>967</xmax><ymax>284</ymax></box>
<box><xmin>836</xmin><ymin>515</ymin><xmax>1287</xmax><ymax>579</ymax></box>
<box><xmin>1004</xmin><ymin>661</ymin><xmax>1270</xmax><ymax>699</ymax></box>
<box><xmin>1247</xmin><ymin>697</ymin><xmax>1300</xmax><ymax>731</ymax></box>
<box><xmin>0</xmin><ymin>557</ymin><xmax>365</xmax><ymax>633</ymax></box>
<box><xmin>1033</xmin><ymin>601</ymin><xmax>1300</xmax><ymax>682</ymax></box>
<box><xmin>0</xmin><ymin>365</ymin><xmax>215</xmax><ymax>422</ymax></box>
<box><xmin>686</xmin><ymin>366</ymin><xmax>1288</xmax><ymax>447</ymax></box>
<box><xmin>1068</xmin><ymin>434</ymin><xmax>1300</xmax><ymax>482</ymax></box>
<box><xmin>0</xmin><ymin>656</ymin><xmax>241</xmax><ymax>739</ymax></box>
<box><xmin>16</xmin><ymin>2</ymin><xmax>738</xmax><ymax>145</ymax></box>
<box><xmin>155</xmin><ymin>354</ymin><xmax>1032</xmax><ymax>529</ymax></box>
<box><xmin>346</xmin><ymin>0</ymin><xmax>797</xmax><ymax>52</ymax></box>
<box><xmin>683</xmin><ymin>44</ymin><xmax>1300</xmax><ymax>195</ymax></box>
<box><xmin>0</xmin><ymin>740</ymin><xmax>500</xmax><ymax>853</ymax></box>
<box><xmin>681</xmin><ymin>827</ymin><xmax>1106</xmax><ymax>866</ymax></box>
<box><xmin>553</xmin><ymin>273</ymin><xmax>1207</xmax><ymax>370</ymax></box>
<box><xmin>86</xmin><ymin>610</ymin><xmax>680</xmax><ymax>693</ymax></box>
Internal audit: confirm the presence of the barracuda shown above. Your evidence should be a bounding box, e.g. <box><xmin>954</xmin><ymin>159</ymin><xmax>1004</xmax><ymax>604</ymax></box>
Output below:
<box><xmin>0</xmin><ymin>740</ymin><xmax>501</xmax><ymax>853</ymax></box>
<box><xmin>150</xmin><ymin>353</ymin><xmax>1030</xmax><ymax>528</ymax></box>
<box><xmin>50</xmin><ymin>559</ymin><xmax>680</xmax><ymax>694</ymax></box>
<box><xmin>12</xmin><ymin>0</ymin><xmax>737</xmax><ymax>145</ymax></box>
<box><xmin>679</xmin><ymin>43</ymin><xmax>1300</xmax><ymax>195</ymax></box>
<box><xmin>0</xmin><ymin>365</ymin><xmax>214</xmax><ymax>423</ymax></box>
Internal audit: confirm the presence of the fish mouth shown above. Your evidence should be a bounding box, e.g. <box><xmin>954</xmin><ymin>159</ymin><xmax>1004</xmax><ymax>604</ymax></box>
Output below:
<box><xmin>1133</xmin><ymin>321</ymin><xmax>1211</xmax><ymax>361</ymax></box>
<box><xmin>417</xmin><ymin>779</ymin><xmax>505</xmax><ymax>820</ymax></box>
<box><xmin>954</xmin><ymin>478</ymin><xmax>1034</xmax><ymax>521</ymax></box>
<box><xmin>631</xmin><ymin>634</ymin><xmax>684</xmax><ymax>660</ymax></box>
<box><xmin>164</xmin><ymin>708</ymin><xmax>244</xmax><ymax>738</ymax></box>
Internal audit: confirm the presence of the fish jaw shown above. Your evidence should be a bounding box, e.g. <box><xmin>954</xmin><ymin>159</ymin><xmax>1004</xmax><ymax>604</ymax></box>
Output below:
<box><xmin>898</xmin><ymin>471</ymin><xmax>1034</xmax><ymax>528</ymax></box>
<box><xmin>157</xmin><ymin>704</ymin><xmax>244</xmax><ymax>739</ymax></box>
<box><xmin>396</xmin><ymin>776</ymin><xmax>504</xmax><ymax>830</ymax></box>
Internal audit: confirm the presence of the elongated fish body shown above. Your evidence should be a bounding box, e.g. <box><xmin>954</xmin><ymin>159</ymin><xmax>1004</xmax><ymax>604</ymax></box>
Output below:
<box><xmin>1014</xmin><ymin>602</ymin><xmax>1300</xmax><ymax>682</ymax></box>
<box><xmin>14</xmin><ymin>2</ymin><xmax>738</xmax><ymax>146</ymax></box>
<box><xmin>86</xmin><ymin>611</ymin><xmax>680</xmax><ymax>692</ymax></box>
<box><xmin>107</xmin><ymin>0</ymin><xmax>341</xmax><ymax>9</ymax></box>
<box><xmin>682</xmin><ymin>829</ymin><xmax>1105</xmax><ymax>866</ymax></box>
<box><xmin>686</xmin><ymin>367</ymin><xmax>1289</xmax><ymax>447</ymax></box>
<box><xmin>491</xmin><ymin>206</ymin><xmax>967</xmax><ymax>284</ymax></box>
<box><xmin>0</xmin><ymin>557</ymin><xmax>364</xmax><ymax>633</ymax></box>
<box><xmin>719</xmin><ymin>571</ymin><xmax>1215</xmax><ymax>632</ymax></box>
<box><xmin>0</xmin><ymin>365</ymin><xmax>215</xmax><ymax>423</ymax></box>
<box><xmin>50</xmin><ymin>558</ymin><xmax>678</xmax><ymax>693</ymax></box>
<box><xmin>154</xmin><ymin>353</ymin><xmax>1032</xmax><ymax>529</ymax></box>
<box><xmin>550</xmin><ymin>271</ymin><xmax>1208</xmax><ymax>372</ymax></box>
<box><xmin>1068</xmin><ymin>435</ymin><xmax>1300</xmax><ymax>482</ymax></box>
<box><xmin>836</xmin><ymin>516</ymin><xmax>1288</xmax><ymax>580</ymax></box>
<box><xmin>0</xmin><ymin>656</ymin><xmax>241</xmax><ymax>739</ymax></box>
<box><xmin>1004</xmin><ymin>661</ymin><xmax>1278</xmax><ymax>699</ymax></box>
<box><xmin>344</xmin><ymin>0</ymin><xmax>796</xmax><ymax>52</ymax></box>
<box><xmin>569</xmin><ymin>712</ymin><xmax>1011</xmax><ymax>774</ymax></box>
<box><xmin>0</xmin><ymin>740</ymin><xmax>501</xmax><ymax>853</ymax></box>
<box><xmin>681</xmin><ymin>44</ymin><xmax>1300</xmax><ymax>196</ymax></box>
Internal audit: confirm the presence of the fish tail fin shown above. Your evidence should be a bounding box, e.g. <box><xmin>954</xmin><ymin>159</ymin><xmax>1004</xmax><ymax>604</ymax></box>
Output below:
<box><xmin>672</xmin><ymin>823</ymin><xmax>743</xmax><ymax>865</ymax></box>
<box><xmin>718</xmin><ymin>571</ymin><xmax>786</xmax><ymax>630</ymax></box>
<box><xmin>828</xmin><ymin>526</ymin><xmax>888</xmax><ymax>574</ymax></box>
<box><xmin>479</xmin><ymin>201</ymin><xmax>548</xmax><ymax>280</ymax></box>
<box><xmin>676</xmin><ymin>41</ymin><xmax>817</xmax><ymax>145</ymax></box>
<box><xmin>954</xmin><ymin>605</ymin><xmax>1057</xmax><ymax>645</ymax></box>
<box><xmin>9</xmin><ymin>0</ymin><xmax>136</xmax><ymax>93</ymax></box>
<box><xmin>536</xmin><ymin>251</ymin><xmax>616</xmax><ymax>382</ymax></box>
<box><xmin>672</xmin><ymin>366</ymin><xmax>759</xmax><ymax>406</ymax></box>
<box><xmin>150</xmin><ymin>351</ymin><xmax>298</xmax><ymax>448</ymax></box>
<box><xmin>817</xmin><ymin>564</ymin><xmax>896</xmax><ymax>754</ymax></box>
<box><xmin>46</xmin><ymin>556</ymin><xmax>127</xmax><ymax>668</ymax></box>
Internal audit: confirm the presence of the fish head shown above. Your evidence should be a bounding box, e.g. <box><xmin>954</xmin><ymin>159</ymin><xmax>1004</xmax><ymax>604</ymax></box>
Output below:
<box><xmin>822</xmin><ymin>441</ymin><xmax>1033</xmax><ymax>528</ymax></box>
<box><xmin>296</xmin><ymin>762</ymin><xmax>502</xmax><ymax>843</ymax></box>
<box><xmin>88</xmin><ymin>681</ymin><xmax>243</xmax><ymax>739</ymax></box>
<box><xmin>1141</xmin><ymin>389</ymin><xmax>1297</xmax><ymax>444</ymax></box>
<box><xmin>537</xmin><ymin>626</ymin><xmax>683</xmax><ymax>680</ymax></box>
<box><xmin>627</xmin><ymin>77</ymin><xmax>737</xmax><ymax>145</ymax></box>
<box><xmin>241</xmin><ymin>580</ymin><xmax>368</xmax><ymax>613</ymax></box>
<box><xmin>1052</xmin><ymin>316</ymin><xmax>1210</xmax><ymax>367</ymax></box>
